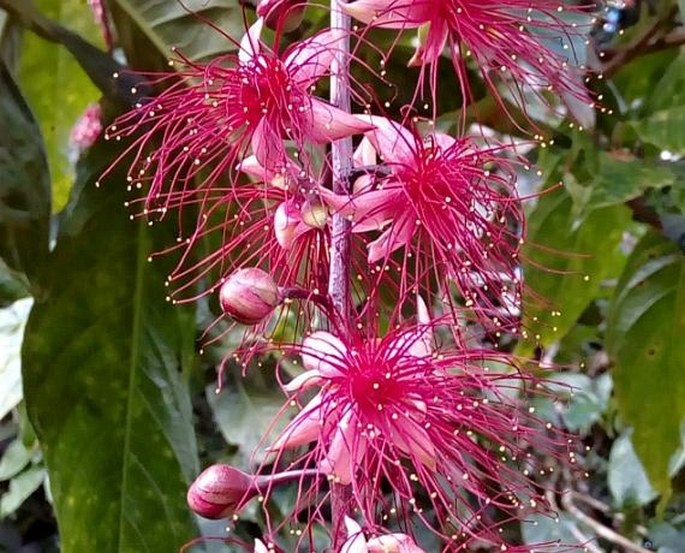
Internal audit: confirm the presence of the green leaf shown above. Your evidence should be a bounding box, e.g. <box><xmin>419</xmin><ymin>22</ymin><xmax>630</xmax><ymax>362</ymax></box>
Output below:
<box><xmin>579</xmin><ymin>152</ymin><xmax>678</xmax><ymax>211</ymax></box>
<box><xmin>110</xmin><ymin>0</ymin><xmax>244</xmax><ymax>63</ymax></box>
<box><xmin>21</xmin><ymin>139</ymin><xmax>201</xmax><ymax>553</ymax></box>
<box><xmin>0</xmin><ymin>60</ymin><xmax>50</xmax><ymax>280</ymax></box>
<box><xmin>18</xmin><ymin>0</ymin><xmax>101</xmax><ymax>211</ymax></box>
<box><xmin>207</xmin><ymin>365</ymin><xmax>285</xmax><ymax>469</ymax></box>
<box><xmin>0</xmin><ymin>439</ymin><xmax>34</xmax><ymax>481</ymax></box>
<box><xmin>606</xmin><ymin>232</ymin><xmax>685</xmax><ymax>503</ymax></box>
<box><xmin>633</xmin><ymin>106</ymin><xmax>685</xmax><ymax>156</ymax></box>
<box><xmin>0</xmin><ymin>465</ymin><xmax>45</xmax><ymax>517</ymax></box>
<box><xmin>608</xmin><ymin>433</ymin><xmax>658</xmax><ymax>508</ymax></box>
<box><xmin>519</xmin><ymin>189</ymin><xmax>631</xmax><ymax>352</ymax></box>
<box><xmin>648</xmin><ymin>52</ymin><xmax>685</xmax><ymax>112</ymax></box>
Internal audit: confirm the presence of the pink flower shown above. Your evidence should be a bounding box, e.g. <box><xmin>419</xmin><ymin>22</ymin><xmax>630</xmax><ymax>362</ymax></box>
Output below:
<box><xmin>322</xmin><ymin>117</ymin><xmax>524</xmax><ymax>328</ymax></box>
<box><xmin>267</xmin><ymin>315</ymin><xmax>574</xmax><ymax>548</ymax></box>
<box><xmin>341</xmin><ymin>517</ymin><xmax>425</xmax><ymax>553</ymax></box>
<box><xmin>102</xmin><ymin>18</ymin><xmax>372</xmax><ymax>216</ymax></box>
<box><xmin>343</xmin><ymin>0</ymin><xmax>593</xmax><ymax>120</ymax></box>
<box><xmin>69</xmin><ymin>103</ymin><xmax>103</xmax><ymax>156</ymax></box>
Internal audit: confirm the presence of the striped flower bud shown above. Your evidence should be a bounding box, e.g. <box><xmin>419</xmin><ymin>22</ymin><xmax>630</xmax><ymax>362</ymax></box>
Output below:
<box><xmin>219</xmin><ymin>268</ymin><xmax>280</xmax><ymax>325</ymax></box>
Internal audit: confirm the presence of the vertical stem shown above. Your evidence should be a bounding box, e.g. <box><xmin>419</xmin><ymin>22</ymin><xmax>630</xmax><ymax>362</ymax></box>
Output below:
<box><xmin>328</xmin><ymin>0</ymin><xmax>353</xmax><ymax>544</ymax></box>
<box><xmin>328</xmin><ymin>0</ymin><xmax>352</xmax><ymax>321</ymax></box>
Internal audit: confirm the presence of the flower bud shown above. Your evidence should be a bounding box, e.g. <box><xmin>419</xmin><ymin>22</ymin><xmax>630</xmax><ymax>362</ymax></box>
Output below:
<box><xmin>274</xmin><ymin>201</ymin><xmax>301</xmax><ymax>249</ymax></box>
<box><xmin>300</xmin><ymin>200</ymin><xmax>328</xmax><ymax>229</ymax></box>
<box><xmin>187</xmin><ymin>464</ymin><xmax>257</xmax><ymax>519</ymax></box>
<box><xmin>257</xmin><ymin>0</ymin><xmax>305</xmax><ymax>33</ymax></box>
<box><xmin>219</xmin><ymin>268</ymin><xmax>280</xmax><ymax>325</ymax></box>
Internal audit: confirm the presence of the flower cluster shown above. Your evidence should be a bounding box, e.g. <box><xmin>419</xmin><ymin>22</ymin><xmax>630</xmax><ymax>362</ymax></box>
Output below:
<box><xmin>103</xmin><ymin>0</ymin><xmax>595</xmax><ymax>551</ymax></box>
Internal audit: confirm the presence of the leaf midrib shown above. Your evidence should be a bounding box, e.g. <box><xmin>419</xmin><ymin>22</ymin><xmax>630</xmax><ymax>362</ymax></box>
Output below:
<box><xmin>117</xmin><ymin>218</ymin><xmax>148</xmax><ymax>553</ymax></box>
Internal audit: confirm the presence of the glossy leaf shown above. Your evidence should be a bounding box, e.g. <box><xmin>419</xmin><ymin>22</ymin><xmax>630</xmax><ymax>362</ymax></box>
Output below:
<box><xmin>520</xmin><ymin>188</ymin><xmax>631</xmax><ymax>351</ymax></box>
<box><xmin>21</xmin><ymin>140</ymin><xmax>201</xmax><ymax>553</ymax></box>
<box><xmin>110</xmin><ymin>0</ymin><xmax>244</xmax><ymax>63</ymax></box>
<box><xmin>18</xmin><ymin>0</ymin><xmax>101</xmax><ymax>211</ymax></box>
<box><xmin>0</xmin><ymin>61</ymin><xmax>50</xmax><ymax>280</ymax></box>
<box><xmin>607</xmin><ymin>232</ymin><xmax>685</xmax><ymax>502</ymax></box>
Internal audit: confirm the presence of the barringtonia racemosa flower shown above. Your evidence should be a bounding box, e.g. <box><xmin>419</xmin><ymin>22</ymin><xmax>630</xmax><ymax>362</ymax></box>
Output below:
<box><xmin>343</xmin><ymin>0</ymin><xmax>594</xmax><ymax>122</ymax></box>
<box><xmin>101</xmin><ymin>18</ymin><xmax>372</xmax><ymax>216</ymax></box>
<box><xmin>267</xmin><ymin>315</ymin><xmax>576</xmax><ymax>548</ymax></box>
<box><xmin>341</xmin><ymin>516</ymin><xmax>425</xmax><ymax>553</ymax></box>
<box><xmin>322</xmin><ymin>117</ymin><xmax>524</xmax><ymax>328</ymax></box>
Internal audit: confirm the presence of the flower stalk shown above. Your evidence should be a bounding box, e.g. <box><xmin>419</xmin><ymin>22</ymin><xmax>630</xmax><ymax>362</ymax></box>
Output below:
<box><xmin>328</xmin><ymin>0</ymin><xmax>354</xmax><ymax>543</ymax></box>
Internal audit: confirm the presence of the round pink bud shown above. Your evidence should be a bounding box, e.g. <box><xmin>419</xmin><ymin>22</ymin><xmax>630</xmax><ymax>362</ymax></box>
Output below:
<box><xmin>187</xmin><ymin>464</ymin><xmax>257</xmax><ymax>519</ymax></box>
<box><xmin>219</xmin><ymin>268</ymin><xmax>280</xmax><ymax>325</ymax></box>
<box><xmin>257</xmin><ymin>0</ymin><xmax>305</xmax><ymax>33</ymax></box>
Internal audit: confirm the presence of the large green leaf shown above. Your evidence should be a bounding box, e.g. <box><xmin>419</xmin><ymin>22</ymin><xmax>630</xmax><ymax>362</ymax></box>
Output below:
<box><xmin>21</xmin><ymin>139</ymin><xmax>201</xmax><ymax>553</ymax></box>
<box><xmin>110</xmin><ymin>0</ymin><xmax>244</xmax><ymax>63</ymax></box>
<box><xmin>18</xmin><ymin>0</ymin><xmax>101</xmax><ymax>211</ymax></box>
<box><xmin>519</xmin><ymin>189</ymin><xmax>631</xmax><ymax>352</ymax></box>
<box><xmin>634</xmin><ymin>106</ymin><xmax>685</xmax><ymax>157</ymax></box>
<box><xmin>0</xmin><ymin>60</ymin><xmax>50</xmax><ymax>281</ymax></box>
<box><xmin>606</xmin><ymin>232</ymin><xmax>685</xmax><ymax>503</ymax></box>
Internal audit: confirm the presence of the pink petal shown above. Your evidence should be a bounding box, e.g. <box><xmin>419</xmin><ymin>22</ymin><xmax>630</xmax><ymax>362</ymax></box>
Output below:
<box><xmin>408</xmin><ymin>20</ymin><xmax>449</xmax><ymax>67</ymax></box>
<box><xmin>343</xmin><ymin>0</ymin><xmax>432</xmax><ymax>29</ymax></box>
<box><xmin>302</xmin><ymin>331</ymin><xmax>347</xmax><ymax>377</ymax></box>
<box><xmin>285</xmin><ymin>29</ymin><xmax>344</xmax><ymax>88</ymax></box>
<box><xmin>283</xmin><ymin>369</ymin><xmax>324</xmax><ymax>393</ymax></box>
<box><xmin>367</xmin><ymin>213</ymin><xmax>415</xmax><ymax>263</ymax></box>
<box><xmin>431</xmin><ymin>131</ymin><xmax>456</xmax><ymax>152</ymax></box>
<box><xmin>251</xmin><ymin>117</ymin><xmax>286</xmax><ymax>171</ymax></box>
<box><xmin>411</xmin><ymin>295</ymin><xmax>433</xmax><ymax>356</ymax></box>
<box><xmin>239</xmin><ymin>18</ymin><xmax>264</xmax><ymax>65</ymax></box>
<box><xmin>368</xmin><ymin>534</ymin><xmax>426</xmax><ymax>553</ymax></box>
<box><xmin>274</xmin><ymin>200</ymin><xmax>301</xmax><ymax>249</ymax></box>
<box><xmin>341</xmin><ymin>516</ymin><xmax>369</xmax><ymax>553</ymax></box>
<box><xmin>353</xmin><ymin>137</ymin><xmax>377</xmax><ymax>167</ymax></box>
<box><xmin>254</xmin><ymin>539</ymin><xmax>269</xmax><ymax>553</ymax></box>
<box><xmin>319</xmin><ymin>411</ymin><xmax>366</xmax><ymax>484</ymax></box>
<box><xmin>360</xmin><ymin>116</ymin><xmax>416</xmax><ymax>165</ymax></box>
<box><xmin>270</xmin><ymin>392</ymin><xmax>324</xmax><ymax>451</ymax></box>
<box><xmin>321</xmin><ymin>186</ymin><xmax>403</xmax><ymax>233</ymax></box>
<box><xmin>303</xmin><ymin>99</ymin><xmax>375</xmax><ymax>144</ymax></box>
<box><xmin>389</xmin><ymin>418</ymin><xmax>437</xmax><ymax>470</ymax></box>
